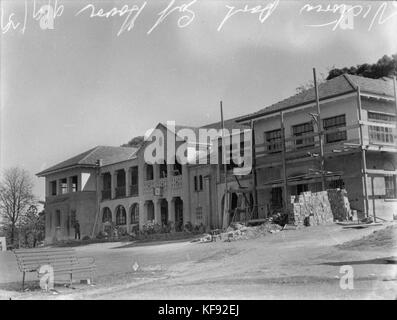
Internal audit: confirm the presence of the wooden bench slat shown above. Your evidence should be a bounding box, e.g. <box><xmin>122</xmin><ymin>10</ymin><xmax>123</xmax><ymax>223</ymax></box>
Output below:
<box><xmin>16</xmin><ymin>256</ymin><xmax>76</xmax><ymax>262</ymax></box>
<box><xmin>15</xmin><ymin>251</ymin><xmax>76</xmax><ymax>257</ymax></box>
<box><xmin>13</xmin><ymin>247</ymin><xmax>96</xmax><ymax>290</ymax></box>
<box><xmin>14</xmin><ymin>249</ymin><xmax>74</xmax><ymax>255</ymax></box>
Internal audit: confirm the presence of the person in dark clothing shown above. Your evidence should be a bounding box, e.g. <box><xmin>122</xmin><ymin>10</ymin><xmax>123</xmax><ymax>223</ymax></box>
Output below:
<box><xmin>74</xmin><ymin>220</ymin><xmax>81</xmax><ymax>240</ymax></box>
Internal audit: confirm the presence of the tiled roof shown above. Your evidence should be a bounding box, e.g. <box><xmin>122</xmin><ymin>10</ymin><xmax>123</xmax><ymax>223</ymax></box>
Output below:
<box><xmin>201</xmin><ymin>117</ymin><xmax>250</xmax><ymax>131</ymax></box>
<box><xmin>237</xmin><ymin>74</ymin><xmax>395</xmax><ymax>122</ymax></box>
<box><xmin>156</xmin><ymin>118</ymin><xmax>249</xmax><ymax>143</ymax></box>
<box><xmin>37</xmin><ymin>146</ymin><xmax>138</xmax><ymax>176</ymax></box>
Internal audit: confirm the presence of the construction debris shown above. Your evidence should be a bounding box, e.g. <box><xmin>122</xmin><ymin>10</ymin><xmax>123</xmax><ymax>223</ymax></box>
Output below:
<box><xmin>287</xmin><ymin>189</ymin><xmax>354</xmax><ymax>226</ymax></box>
<box><xmin>327</xmin><ymin>189</ymin><xmax>352</xmax><ymax>221</ymax></box>
<box><xmin>196</xmin><ymin>221</ymin><xmax>283</xmax><ymax>243</ymax></box>
<box><xmin>288</xmin><ymin>191</ymin><xmax>334</xmax><ymax>226</ymax></box>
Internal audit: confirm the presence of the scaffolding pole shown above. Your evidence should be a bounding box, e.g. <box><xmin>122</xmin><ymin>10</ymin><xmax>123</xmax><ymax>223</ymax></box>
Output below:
<box><xmin>250</xmin><ymin>119</ymin><xmax>258</xmax><ymax>219</ymax></box>
<box><xmin>313</xmin><ymin>68</ymin><xmax>326</xmax><ymax>190</ymax></box>
<box><xmin>221</xmin><ymin>101</ymin><xmax>229</xmax><ymax>229</ymax></box>
<box><xmin>280</xmin><ymin>111</ymin><xmax>289</xmax><ymax>212</ymax></box>
<box><xmin>356</xmin><ymin>86</ymin><xmax>370</xmax><ymax>219</ymax></box>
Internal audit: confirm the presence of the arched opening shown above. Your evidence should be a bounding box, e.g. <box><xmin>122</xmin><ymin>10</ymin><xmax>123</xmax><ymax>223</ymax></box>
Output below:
<box><xmin>130</xmin><ymin>203</ymin><xmax>139</xmax><ymax>225</ymax></box>
<box><xmin>116</xmin><ymin>205</ymin><xmax>126</xmax><ymax>225</ymax></box>
<box><xmin>229</xmin><ymin>193</ymin><xmax>238</xmax><ymax>221</ymax></box>
<box><xmin>102</xmin><ymin>207</ymin><xmax>112</xmax><ymax>223</ymax></box>
<box><xmin>174</xmin><ymin>197</ymin><xmax>183</xmax><ymax>232</ymax></box>
<box><xmin>146</xmin><ymin>200</ymin><xmax>155</xmax><ymax>221</ymax></box>
<box><xmin>160</xmin><ymin>199</ymin><xmax>168</xmax><ymax>226</ymax></box>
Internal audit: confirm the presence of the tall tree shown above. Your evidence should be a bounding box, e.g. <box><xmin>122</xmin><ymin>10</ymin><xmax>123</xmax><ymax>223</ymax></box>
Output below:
<box><xmin>0</xmin><ymin>167</ymin><xmax>35</xmax><ymax>245</ymax></box>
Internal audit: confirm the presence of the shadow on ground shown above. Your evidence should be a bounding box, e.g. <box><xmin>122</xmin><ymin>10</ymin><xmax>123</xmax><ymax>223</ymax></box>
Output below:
<box><xmin>112</xmin><ymin>237</ymin><xmax>200</xmax><ymax>249</ymax></box>
<box><xmin>320</xmin><ymin>257</ymin><xmax>397</xmax><ymax>266</ymax></box>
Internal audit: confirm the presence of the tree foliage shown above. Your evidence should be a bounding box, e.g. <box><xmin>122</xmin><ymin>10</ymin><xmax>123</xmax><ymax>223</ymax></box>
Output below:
<box><xmin>326</xmin><ymin>53</ymin><xmax>397</xmax><ymax>80</ymax></box>
<box><xmin>296</xmin><ymin>53</ymin><xmax>396</xmax><ymax>93</ymax></box>
<box><xmin>121</xmin><ymin>135</ymin><xmax>145</xmax><ymax>148</ymax></box>
<box><xmin>0</xmin><ymin>167</ymin><xmax>36</xmax><ymax>246</ymax></box>
<box><xmin>18</xmin><ymin>205</ymin><xmax>45</xmax><ymax>248</ymax></box>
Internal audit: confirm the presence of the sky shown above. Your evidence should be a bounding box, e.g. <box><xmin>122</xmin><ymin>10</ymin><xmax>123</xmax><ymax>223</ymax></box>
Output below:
<box><xmin>1</xmin><ymin>0</ymin><xmax>396</xmax><ymax>200</ymax></box>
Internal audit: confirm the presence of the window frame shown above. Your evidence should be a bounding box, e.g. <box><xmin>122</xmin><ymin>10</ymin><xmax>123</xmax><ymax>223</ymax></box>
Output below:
<box><xmin>264</xmin><ymin>129</ymin><xmax>282</xmax><ymax>153</ymax></box>
<box><xmin>385</xmin><ymin>175</ymin><xmax>397</xmax><ymax>199</ymax></box>
<box><xmin>323</xmin><ymin>114</ymin><xmax>347</xmax><ymax>143</ymax></box>
<box><xmin>292</xmin><ymin>121</ymin><xmax>315</xmax><ymax>149</ymax></box>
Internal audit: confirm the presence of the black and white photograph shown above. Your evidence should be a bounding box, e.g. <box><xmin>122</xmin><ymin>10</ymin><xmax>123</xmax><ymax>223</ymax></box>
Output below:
<box><xmin>0</xmin><ymin>0</ymin><xmax>396</xmax><ymax>303</ymax></box>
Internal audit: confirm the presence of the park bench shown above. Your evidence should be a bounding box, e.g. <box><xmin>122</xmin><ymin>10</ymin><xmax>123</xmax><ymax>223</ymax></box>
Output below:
<box><xmin>13</xmin><ymin>247</ymin><xmax>96</xmax><ymax>291</ymax></box>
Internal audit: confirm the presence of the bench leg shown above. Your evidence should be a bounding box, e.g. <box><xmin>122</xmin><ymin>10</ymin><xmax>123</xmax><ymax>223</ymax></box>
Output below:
<box><xmin>21</xmin><ymin>272</ymin><xmax>25</xmax><ymax>292</ymax></box>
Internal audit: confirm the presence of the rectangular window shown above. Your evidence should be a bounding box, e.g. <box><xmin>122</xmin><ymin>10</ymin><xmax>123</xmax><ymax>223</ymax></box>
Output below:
<box><xmin>50</xmin><ymin>181</ymin><xmax>57</xmax><ymax>196</ymax></box>
<box><xmin>368</xmin><ymin>112</ymin><xmax>395</xmax><ymax>144</ymax></box>
<box><xmin>196</xmin><ymin>207</ymin><xmax>203</xmax><ymax>221</ymax></box>
<box><xmin>60</xmin><ymin>178</ymin><xmax>68</xmax><ymax>194</ymax></box>
<box><xmin>385</xmin><ymin>175</ymin><xmax>397</xmax><ymax>199</ymax></box>
<box><xmin>271</xmin><ymin>187</ymin><xmax>283</xmax><ymax>208</ymax></box>
<box><xmin>328</xmin><ymin>178</ymin><xmax>345</xmax><ymax>190</ymax></box>
<box><xmin>55</xmin><ymin>210</ymin><xmax>61</xmax><ymax>227</ymax></box>
<box><xmin>265</xmin><ymin>129</ymin><xmax>282</xmax><ymax>153</ymax></box>
<box><xmin>146</xmin><ymin>165</ymin><xmax>154</xmax><ymax>181</ymax></box>
<box><xmin>130</xmin><ymin>167</ymin><xmax>138</xmax><ymax>185</ymax></box>
<box><xmin>323</xmin><ymin>114</ymin><xmax>347</xmax><ymax>143</ymax></box>
<box><xmin>292</xmin><ymin>122</ymin><xmax>314</xmax><ymax>149</ymax></box>
<box><xmin>71</xmin><ymin>176</ymin><xmax>78</xmax><ymax>192</ymax></box>
<box><xmin>296</xmin><ymin>184</ymin><xmax>308</xmax><ymax>195</ymax></box>
<box><xmin>159</xmin><ymin>163</ymin><xmax>167</xmax><ymax>179</ymax></box>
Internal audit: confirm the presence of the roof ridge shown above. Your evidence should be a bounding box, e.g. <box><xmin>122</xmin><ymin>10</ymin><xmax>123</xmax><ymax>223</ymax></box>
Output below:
<box><xmin>78</xmin><ymin>145</ymin><xmax>100</xmax><ymax>164</ymax></box>
<box><xmin>343</xmin><ymin>73</ymin><xmax>358</xmax><ymax>90</ymax></box>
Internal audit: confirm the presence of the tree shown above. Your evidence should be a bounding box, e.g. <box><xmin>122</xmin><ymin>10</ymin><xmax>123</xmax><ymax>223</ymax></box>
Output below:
<box><xmin>0</xmin><ymin>167</ymin><xmax>35</xmax><ymax>246</ymax></box>
<box><xmin>326</xmin><ymin>53</ymin><xmax>397</xmax><ymax>80</ymax></box>
<box><xmin>18</xmin><ymin>205</ymin><xmax>45</xmax><ymax>248</ymax></box>
<box><xmin>121</xmin><ymin>135</ymin><xmax>145</xmax><ymax>148</ymax></box>
<box><xmin>296</xmin><ymin>71</ymin><xmax>327</xmax><ymax>94</ymax></box>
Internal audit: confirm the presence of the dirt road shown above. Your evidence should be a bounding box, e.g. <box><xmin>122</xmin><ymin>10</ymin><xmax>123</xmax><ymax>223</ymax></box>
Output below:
<box><xmin>1</xmin><ymin>223</ymin><xmax>396</xmax><ymax>299</ymax></box>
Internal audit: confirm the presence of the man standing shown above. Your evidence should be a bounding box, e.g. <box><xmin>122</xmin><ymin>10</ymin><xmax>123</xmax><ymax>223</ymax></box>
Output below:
<box><xmin>74</xmin><ymin>220</ymin><xmax>81</xmax><ymax>240</ymax></box>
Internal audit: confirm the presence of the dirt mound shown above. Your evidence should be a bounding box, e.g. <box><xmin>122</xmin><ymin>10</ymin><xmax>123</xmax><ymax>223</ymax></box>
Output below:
<box><xmin>336</xmin><ymin>224</ymin><xmax>397</xmax><ymax>251</ymax></box>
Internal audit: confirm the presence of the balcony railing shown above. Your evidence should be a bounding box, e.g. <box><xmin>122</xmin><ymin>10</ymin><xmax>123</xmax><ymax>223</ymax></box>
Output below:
<box><xmin>130</xmin><ymin>184</ymin><xmax>139</xmax><ymax>197</ymax></box>
<box><xmin>102</xmin><ymin>189</ymin><xmax>111</xmax><ymax>200</ymax></box>
<box><xmin>115</xmin><ymin>186</ymin><xmax>126</xmax><ymax>198</ymax></box>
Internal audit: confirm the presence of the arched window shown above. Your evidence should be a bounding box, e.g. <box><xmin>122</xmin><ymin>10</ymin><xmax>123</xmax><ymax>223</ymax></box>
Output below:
<box><xmin>102</xmin><ymin>207</ymin><xmax>112</xmax><ymax>223</ymax></box>
<box><xmin>130</xmin><ymin>203</ymin><xmax>139</xmax><ymax>224</ymax></box>
<box><xmin>116</xmin><ymin>206</ymin><xmax>126</xmax><ymax>225</ymax></box>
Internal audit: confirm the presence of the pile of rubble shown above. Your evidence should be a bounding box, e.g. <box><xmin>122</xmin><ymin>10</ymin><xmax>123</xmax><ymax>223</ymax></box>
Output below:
<box><xmin>288</xmin><ymin>191</ymin><xmax>334</xmax><ymax>226</ymax></box>
<box><xmin>196</xmin><ymin>221</ymin><xmax>283</xmax><ymax>243</ymax></box>
<box><xmin>326</xmin><ymin>189</ymin><xmax>352</xmax><ymax>221</ymax></box>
